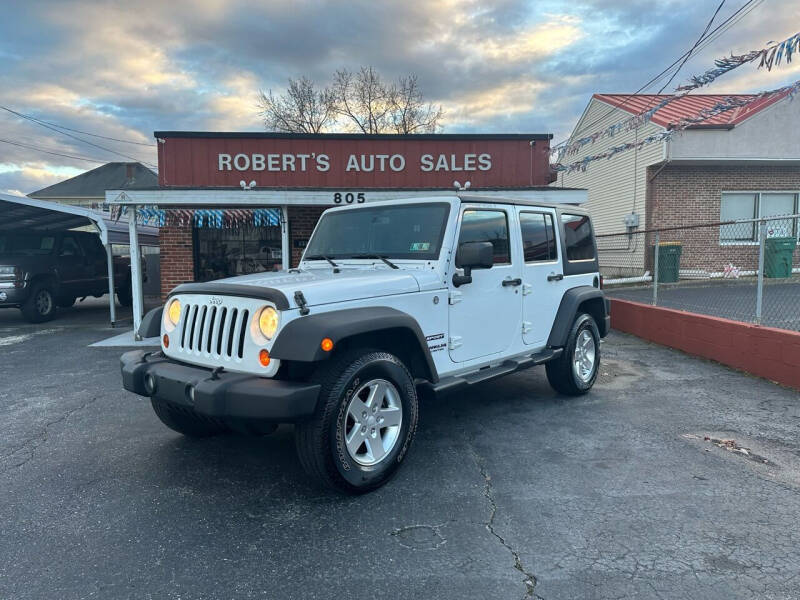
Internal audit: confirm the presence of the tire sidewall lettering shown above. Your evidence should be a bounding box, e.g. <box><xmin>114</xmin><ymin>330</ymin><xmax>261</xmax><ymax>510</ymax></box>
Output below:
<box><xmin>329</xmin><ymin>358</ymin><xmax>414</xmax><ymax>488</ymax></box>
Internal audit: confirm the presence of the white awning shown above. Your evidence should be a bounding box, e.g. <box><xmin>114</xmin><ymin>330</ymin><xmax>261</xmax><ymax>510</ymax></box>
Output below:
<box><xmin>105</xmin><ymin>187</ymin><xmax>588</xmax><ymax>206</ymax></box>
<box><xmin>1</xmin><ymin>192</ymin><xmax>110</xmax><ymax>244</ymax></box>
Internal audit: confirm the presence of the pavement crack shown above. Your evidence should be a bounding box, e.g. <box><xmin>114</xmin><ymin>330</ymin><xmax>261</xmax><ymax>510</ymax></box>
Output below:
<box><xmin>468</xmin><ymin>444</ymin><xmax>541</xmax><ymax>600</ymax></box>
<box><xmin>0</xmin><ymin>394</ymin><xmax>100</xmax><ymax>474</ymax></box>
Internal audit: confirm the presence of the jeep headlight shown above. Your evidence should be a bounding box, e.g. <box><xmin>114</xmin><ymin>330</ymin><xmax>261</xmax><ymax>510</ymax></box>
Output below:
<box><xmin>257</xmin><ymin>306</ymin><xmax>279</xmax><ymax>340</ymax></box>
<box><xmin>164</xmin><ymin>298</ymin><xmax>181</xmax><ymax>332</ymax></box>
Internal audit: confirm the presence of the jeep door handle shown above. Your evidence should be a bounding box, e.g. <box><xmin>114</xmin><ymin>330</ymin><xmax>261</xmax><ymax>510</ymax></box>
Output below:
<box><xmin>547</xmin><ymin>273</ymin><xmax>564</xmax><ymax>282</ymax></box>
<box><xmin>502</xmin><ymin>277</ymin><xmax>522</xmax><ymax>287</ymax></box>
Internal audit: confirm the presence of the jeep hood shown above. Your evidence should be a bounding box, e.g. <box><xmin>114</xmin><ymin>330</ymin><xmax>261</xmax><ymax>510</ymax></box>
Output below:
<box><xmin>204</xmin><ymin>268</ymin><xmax>422</xmax><ymax>308</ymax></box>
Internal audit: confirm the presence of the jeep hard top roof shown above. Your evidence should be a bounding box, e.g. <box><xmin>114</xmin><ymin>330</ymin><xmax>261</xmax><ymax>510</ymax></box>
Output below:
<box><xmin>455</xmin><ymin>194</ymin><xmax>590</xmax><ymax>215</ymax></box>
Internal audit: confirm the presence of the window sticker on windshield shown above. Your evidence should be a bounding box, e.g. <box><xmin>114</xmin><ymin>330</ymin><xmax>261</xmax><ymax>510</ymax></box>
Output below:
<box><xmin>410</xmin><ymin>242</ymin><xmax>430</xmax><ymax>251</ymax></box>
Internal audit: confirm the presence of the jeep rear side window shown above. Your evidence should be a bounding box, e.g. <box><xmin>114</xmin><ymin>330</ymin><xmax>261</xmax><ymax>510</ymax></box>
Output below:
<box><xmin>520</xmin><ymin>212</ymin><xmax>557</xmax><ymax>262</ymax></box>
<box><xmin>458</xmin><ymin>210</ymin><xmax>510</xmax><ymax>264</ymax></box>
<box><xmin>561</xmin><ymin>214</ymin><xmax>595</xmax><ymax>261</ymax></box>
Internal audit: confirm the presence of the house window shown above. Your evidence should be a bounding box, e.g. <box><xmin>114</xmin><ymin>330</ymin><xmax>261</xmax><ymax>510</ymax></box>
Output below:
<box><xmin>720</xmin><ymin>192</ymin><xmax>799</xmax><ymax>243</ymax></box>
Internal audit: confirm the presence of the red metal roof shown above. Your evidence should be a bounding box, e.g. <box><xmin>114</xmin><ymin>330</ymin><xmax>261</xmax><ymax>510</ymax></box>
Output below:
<box><xmin>593</xmin><ymin>93</ymin><xmax>788</xmax><ymax>128</ymax></box>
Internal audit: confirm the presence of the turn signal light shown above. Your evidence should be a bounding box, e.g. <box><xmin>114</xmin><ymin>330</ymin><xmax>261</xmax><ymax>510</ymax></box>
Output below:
<box><xmin>259</xmin><ymin>349</ymin><xmax>271</xmax><ymax>367</ymax></box>
<box><xmin>163</xmin><ymin>334</ymin><xmax>170</xmax><ymax>348</ymax></box>
<box><xmin>321</xmin><ymin>338</ymin><xmax>334</xmax><ymax>352</ymax></box>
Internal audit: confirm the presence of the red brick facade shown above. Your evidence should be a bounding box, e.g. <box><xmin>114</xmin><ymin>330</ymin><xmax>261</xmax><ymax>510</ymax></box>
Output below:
<box><xmin>159</xmin><ymin>223</ymin><xmax>195</xmax><ymax>299</ymax></box>
<box><xmin>288</xmin><ymin>206</ymin><xmax>326</xmax><ymax>267</ymax></box>
<box><xmin>645</xmin><ymin>165</ymin><xmax>800</xmax><ymax>272</ymax></box>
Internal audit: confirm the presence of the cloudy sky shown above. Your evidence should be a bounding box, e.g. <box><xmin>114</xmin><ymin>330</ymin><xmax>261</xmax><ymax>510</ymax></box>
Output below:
<box><xmin>1</xmin><ymin>0</ymin><xmax>798</xmax><ymax>195</ymax></box>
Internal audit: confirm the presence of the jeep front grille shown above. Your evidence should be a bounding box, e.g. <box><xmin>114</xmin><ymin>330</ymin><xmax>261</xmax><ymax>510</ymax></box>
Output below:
<box><xmin>178</xmin><ymin>302</ymin><xmax>250</xmax><ymax>359</ymax></box>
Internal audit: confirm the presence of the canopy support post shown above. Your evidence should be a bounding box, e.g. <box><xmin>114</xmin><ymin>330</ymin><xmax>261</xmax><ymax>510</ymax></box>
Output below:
<box><xmin>281</xmin><ymin>205</ymin><xmax>290</xmax><ymax>270</ymax></box>
<box><xmin>128</xmin><ymin>205</ymin><xmax>144</xmax><ymax>340</ymax></box>
<box><xmin>106</xmin><ymin>243</ymin><xmax>117</xmax><ymax>327</ymax></box>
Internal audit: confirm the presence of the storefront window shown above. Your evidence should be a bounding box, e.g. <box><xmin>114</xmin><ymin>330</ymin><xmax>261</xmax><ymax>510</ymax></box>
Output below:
<box><xmin>194</xmin><ymin>225</ymin><xmax>282</xmax><ymax>281</ymax></box>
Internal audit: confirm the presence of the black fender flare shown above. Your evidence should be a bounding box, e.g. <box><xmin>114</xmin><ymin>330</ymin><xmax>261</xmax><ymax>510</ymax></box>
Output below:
<box><xmin>270</xmin><ymin>306</ymin><xmax>439</xmax><ymax>383</ymax></box>
<box><xmin>138</xmin><ymin>306</ymin><xmax>163</xmax><ymax>339</ymax></box>
<box><xmin>547</xmin><ymin>286</ymin><xmax>609</xmax><ymax>348</ymax></box>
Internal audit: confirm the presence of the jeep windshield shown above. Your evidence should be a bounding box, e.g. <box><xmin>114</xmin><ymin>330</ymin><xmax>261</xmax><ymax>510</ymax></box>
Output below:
<box><xmin>0</xmin><ymin>234</ymin><xmax>56</xmax><ymax>255</ymax></box>
<box><xmin>304</xmin><ymin>202</ymin><xmax>450</xmax><ymax>261</ymax></box>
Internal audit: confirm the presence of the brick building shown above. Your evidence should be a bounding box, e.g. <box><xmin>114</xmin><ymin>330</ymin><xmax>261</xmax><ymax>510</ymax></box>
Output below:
<box><xmin>555</xmin><ymin>93</ymin><xmax>800</xmax><ymax>275</ymax></box>
<box><xmin>106</xmin><ymin>132</ymin><xmax>586</xmax><ymax>323</ymax></box>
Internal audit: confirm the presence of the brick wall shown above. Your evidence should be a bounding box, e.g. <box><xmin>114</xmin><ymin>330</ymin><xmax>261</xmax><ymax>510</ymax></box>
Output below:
<box><xmin>159</xmin><ymin>220</ymin><xmax>195</xmax><ymax>300</ymax></box>
<box><xmin>288</xmin><ymin>206</ymin><xmax>326</xmax><ymax>267</ymax></box>
<box><xmin>611</xmin><ymin>298</ymin><xmax>800</xmax><ymax>390</ymax></box>
<box><xmin>645</xmin><ymin>164</ymin><xmax>800</xmax><ymax>272</ymax></box>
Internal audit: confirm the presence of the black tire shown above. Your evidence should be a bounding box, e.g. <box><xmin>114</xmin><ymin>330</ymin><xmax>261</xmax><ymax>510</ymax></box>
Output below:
<box><xmin>21</xmin><ymin>282</ymin><xmax>57</xmax><ymax>323</ymax></box>
<box><xmin>117</xmin><ymin>283</ymin><xmax>133</xmax><ymax>307</ymax></box>
<box><xmin>150</xmin><ymin>397</ymin><xmax>227</xmax><ymax>438</ymax></box>
<box><xmin>295</xmin><ymin>349</ymin><xmax>419</xmax><ymax>494</ymax></box>
<box><xmin>546</xmin><ymin>312</ymin><xmax>601</xmax><ymax>396</ymax></box>
<box><xmin>57</xmin><ymin>296</ymin><xmax>76</xmax><ymax>308</ymax></box>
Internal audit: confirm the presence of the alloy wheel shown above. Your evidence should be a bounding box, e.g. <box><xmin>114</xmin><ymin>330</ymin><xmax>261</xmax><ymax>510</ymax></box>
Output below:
<box><xmin>344</xmin><ymin>378</ymin><xmax>403</xmax><ymax>466</ymax></box>
<box><xmin>573</xmin><ymin>329</ymin><xmax>596</xmax><ymax>383</ymax></box>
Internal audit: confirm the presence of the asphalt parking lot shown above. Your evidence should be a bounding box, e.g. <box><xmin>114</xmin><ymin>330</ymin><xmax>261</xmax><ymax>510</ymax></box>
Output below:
<box><xmin>2</xmin><ymin>303</ymin><xmax>800</xmax><ymax>599</ymax></box>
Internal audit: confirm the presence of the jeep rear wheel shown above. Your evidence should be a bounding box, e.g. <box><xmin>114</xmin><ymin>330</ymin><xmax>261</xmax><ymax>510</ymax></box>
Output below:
<box><xmin>21</xmin><ymin>282</ymin><xmax>57</xmax><ymax>323</ymax></box>
<box><xmin>546</xmin><ymin>312</ymin><xmax>600</xmax><ymax>396</ymax></box>
<box><xmin>294</xmin><ymin>349</ymin><xmax>418</xmax><ymax>494</ymax></box>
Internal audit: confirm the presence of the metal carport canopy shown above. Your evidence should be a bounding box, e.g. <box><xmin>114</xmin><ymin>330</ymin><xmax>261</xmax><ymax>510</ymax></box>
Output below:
<box><xmin>0</xmin><ymin>192</ymin><xmax>155</xmax><ymax>326</ymax></box>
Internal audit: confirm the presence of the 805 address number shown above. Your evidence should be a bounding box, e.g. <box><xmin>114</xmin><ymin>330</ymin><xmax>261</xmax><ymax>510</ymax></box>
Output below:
<box><xmin>333</xmin><ymin>192</ymin><xmax>366</xmax><ymax>204</ymax></box>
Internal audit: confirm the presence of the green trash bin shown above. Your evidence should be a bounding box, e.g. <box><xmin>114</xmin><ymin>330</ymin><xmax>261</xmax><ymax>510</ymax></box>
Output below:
<box><xmin>656</xmin><ymin>242</ymin><xmax>682</xmax><ymax>283</ymax></box>
<box><xmin>764</xmin><ymin>237</ymin><xmax>796</xmax><ymax>278</ymax></box>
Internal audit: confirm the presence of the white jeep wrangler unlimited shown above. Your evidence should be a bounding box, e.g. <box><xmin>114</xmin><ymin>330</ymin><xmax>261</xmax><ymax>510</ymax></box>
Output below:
<box><xmin>121</xmin><ymin>195</ymin><xmax>609</xmax><ymax>493</ymax></box>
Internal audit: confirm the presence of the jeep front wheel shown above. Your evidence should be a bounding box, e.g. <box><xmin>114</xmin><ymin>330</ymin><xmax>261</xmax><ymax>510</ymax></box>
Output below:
<box><xmin>545</xmin><ymin>312</ymin><xmax>600</xmax><ymax>396</ymax></box>
<box><xmin>295</xmin><ymin>349</ymin><xmax>418</xmax><ymax>494</ymax></box>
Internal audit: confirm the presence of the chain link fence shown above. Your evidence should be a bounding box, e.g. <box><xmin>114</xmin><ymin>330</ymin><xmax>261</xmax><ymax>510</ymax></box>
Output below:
<box><xmin>598</xmin><ymin>215</ymin><xmax>800</xmax><ymax>331</ymax></box>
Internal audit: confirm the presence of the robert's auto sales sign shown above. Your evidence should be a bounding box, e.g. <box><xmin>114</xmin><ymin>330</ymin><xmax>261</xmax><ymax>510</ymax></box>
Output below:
<box><xmin>156</xmin><ymin>132</ymin><xmax>555</xmax><ymax>188</ymax></box>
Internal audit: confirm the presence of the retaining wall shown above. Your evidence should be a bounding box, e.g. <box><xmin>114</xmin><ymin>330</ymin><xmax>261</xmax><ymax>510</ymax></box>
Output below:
<box><xmin>610</xmin><ymin>298</ymin><xmax>800</xmax><ymax>390</ymax></box>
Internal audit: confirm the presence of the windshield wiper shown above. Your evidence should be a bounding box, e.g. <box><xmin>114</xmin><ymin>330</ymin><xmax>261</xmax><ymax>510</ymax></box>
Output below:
<box><xmin>305</xmin><ymin>254</ymin><xmax>340</xmax><ymax>273</ymax></box>
<box><xmin>351</xmin><ymin>254</ymin><xmax>399</xmax><ymax>269</ymax></box>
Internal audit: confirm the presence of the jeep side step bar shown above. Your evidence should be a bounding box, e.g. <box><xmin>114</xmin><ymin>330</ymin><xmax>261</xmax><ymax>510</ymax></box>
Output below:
<box><xmin>418</xmin><ymin>348</ymin><xmax>563</xmax><ymax>396</ymax></box>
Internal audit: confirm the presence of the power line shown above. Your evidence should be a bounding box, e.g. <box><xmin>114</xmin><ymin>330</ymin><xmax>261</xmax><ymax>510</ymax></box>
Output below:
<box><xmin>656</xmin><ymin>0</ymin><xmax>726</xmax><ymax>94</ymax></box>
<box><xmin>0</xmin><ymin>105</ymin><xmax>158</xmax><ymax>168</ymax></box>
<box><xmin>0</xmin><ymin>137</ymin><xmax>108</xmax><ymax>164</ymax></box>
<box><xmin>557</xmin><ymin>0</ymin><xmax>762</xmax><ymax>148</ymax></box>
<box><xmin>19</xmin><ymin>116</ymin><xmax>156</xmax><ymax>147</ymax></box>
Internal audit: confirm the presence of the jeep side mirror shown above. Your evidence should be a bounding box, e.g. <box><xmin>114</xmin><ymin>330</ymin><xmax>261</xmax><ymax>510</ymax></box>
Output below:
<box><xmin>453</xmin><ymin>241</ymin><xmax>494</xmax><ymax>287</ymax></box>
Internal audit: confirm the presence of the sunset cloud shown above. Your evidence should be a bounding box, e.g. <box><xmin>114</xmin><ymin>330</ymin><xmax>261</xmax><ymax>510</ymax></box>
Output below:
<box><xmin>1</xmin><ymin>0</ymin><xmax>798</xmax><ymax>193</ymax></box>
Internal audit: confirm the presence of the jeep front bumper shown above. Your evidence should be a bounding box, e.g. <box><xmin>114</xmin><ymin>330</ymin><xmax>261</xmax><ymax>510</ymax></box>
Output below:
<box><xmin>120</xmin><ymin>350</ymin><xmax>320</xmax><ymax>422</ymax></box>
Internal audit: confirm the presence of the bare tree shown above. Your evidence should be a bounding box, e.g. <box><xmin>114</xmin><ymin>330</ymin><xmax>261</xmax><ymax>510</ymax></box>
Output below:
<box><xmin>390</xmin><ymin>75</ymin><xmax>443</xmax><ymax>134</ymax></box>
<box><xmin>332</xmin><ymin>67</ymin><xmax>394</xmax><ymax>134</ymax></box>
<box><xmin>258</xmin><ymin>67</ymin><xmax>443</xmax><ymax>134</ymax></box>
<box><xmin>257</xmin><ymin>76</ymin><xmax>335</xmax><ymax>133</ymax></box>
